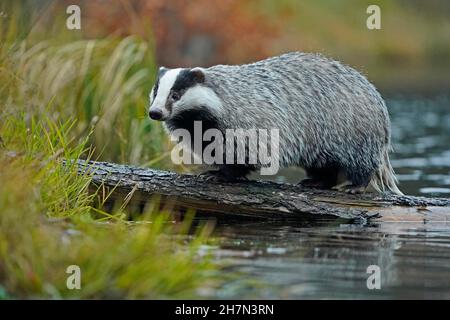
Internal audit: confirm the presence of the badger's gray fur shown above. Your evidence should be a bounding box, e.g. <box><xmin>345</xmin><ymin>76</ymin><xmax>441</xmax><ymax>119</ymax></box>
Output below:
<box><xmin>148</xmin><ymin>52</ymin><xmax>402</xmax><ymax>195</ymax></box>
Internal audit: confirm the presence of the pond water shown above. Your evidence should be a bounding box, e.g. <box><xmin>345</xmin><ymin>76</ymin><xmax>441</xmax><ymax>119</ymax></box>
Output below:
<box><xmin>206</xmin><ymin>95</ymin><xmax>450</xmax><ymax>299</ymax></box>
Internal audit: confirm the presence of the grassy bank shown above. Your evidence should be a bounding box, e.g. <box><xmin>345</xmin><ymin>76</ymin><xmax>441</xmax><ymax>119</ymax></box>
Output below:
<box><xmin>0</xmin><ymin>3</ymin><xmax>218</xmax><ymax>299</ymax></box>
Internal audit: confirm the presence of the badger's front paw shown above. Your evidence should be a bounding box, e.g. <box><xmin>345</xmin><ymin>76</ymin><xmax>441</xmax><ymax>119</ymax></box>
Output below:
<box><xmin>198</xmin><ymin>170</ymin><xmax>230</xmax><ymax>182</ymax></box>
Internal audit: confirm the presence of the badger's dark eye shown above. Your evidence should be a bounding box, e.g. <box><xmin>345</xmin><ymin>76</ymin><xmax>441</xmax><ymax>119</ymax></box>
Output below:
<box><xmin>171</xmin><ymin>91</ymin><xmax>180</xmax><ymax>101</ymax></box>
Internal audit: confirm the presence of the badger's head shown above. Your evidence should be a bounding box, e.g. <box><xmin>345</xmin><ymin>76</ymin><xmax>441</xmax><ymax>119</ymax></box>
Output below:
<box><xmin>148</xmin><ymin>67</ymin><xmax>222</xmax><ymax>123</ymax></box>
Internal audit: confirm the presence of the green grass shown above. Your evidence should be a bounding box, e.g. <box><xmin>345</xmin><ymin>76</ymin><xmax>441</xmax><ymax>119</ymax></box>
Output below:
<box><xmin>2</xmin><ymin>35</ymin><xmax>167</xmax><ymax>165</ymax></box>
<box><xmin>1</xmin><ymin>1</ymin><xmax>177</xmax><ymax>167</ymax></box>
<box><xmin>0</xmin><ymin>3</ymin><xmax>219</xmax><ymax>299</ymax></box>
<box><xmin>0</xmin><ymin>131</ymin><xmax>217</xmax><ymax>298</ymax></box>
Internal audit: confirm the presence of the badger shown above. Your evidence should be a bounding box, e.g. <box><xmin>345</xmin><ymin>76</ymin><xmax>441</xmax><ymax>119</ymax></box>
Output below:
<box><xmin>148</xmin><ymin>52</ymin><xmax>402</xmax><ymax>195</ymax></box>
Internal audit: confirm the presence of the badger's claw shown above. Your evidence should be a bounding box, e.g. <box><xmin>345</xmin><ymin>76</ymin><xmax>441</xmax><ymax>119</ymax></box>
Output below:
<box><xmin>197</xmin><ymin>170</ymin><xmax>248</xmax><ymax>182</ymax></box>
<box><xmin>197</xmin><ymin>170</ymin><xmax>224</xmax><ymax>182</ymax></box>
<box><xmin>332</xmin><ymin>181</ymin><xmax>352</xmax><ymax>192</ymax></box>
<box><xmin>345</xmin><ymin>186</ymin><xmax>366</xmax><ymax>194</ymax></box>
<box><xmin>332</xmin><ymin>182</ymin><xmax>366</xmax><ymax>194</ymax></box>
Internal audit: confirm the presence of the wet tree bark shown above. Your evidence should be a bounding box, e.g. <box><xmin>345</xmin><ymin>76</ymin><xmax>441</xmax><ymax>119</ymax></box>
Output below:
<box><xmin>71</xmin><ymin>160</ymin><xmax>450</xmax><ymax>223</ymax></box>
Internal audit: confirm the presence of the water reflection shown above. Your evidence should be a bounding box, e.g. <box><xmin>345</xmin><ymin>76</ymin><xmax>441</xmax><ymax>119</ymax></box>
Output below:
<box><xmin>210</xmin><ymin>220</ymin><xmax>450</xmax><ymax>299</ymax></box>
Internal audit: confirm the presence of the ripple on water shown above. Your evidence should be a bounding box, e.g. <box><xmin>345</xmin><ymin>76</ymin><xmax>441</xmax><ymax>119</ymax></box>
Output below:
<box><xmin>388</xmin><ymin>97</ymin><xmax>450</xmax><ymax>196</ymax></box>
<box><xmin>419</xmin><ymin>187</ymin><xmax>450</xmax><ymax>194</ymax></box>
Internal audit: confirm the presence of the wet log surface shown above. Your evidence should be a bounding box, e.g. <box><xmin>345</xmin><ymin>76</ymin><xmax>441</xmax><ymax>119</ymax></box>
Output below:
<box><xmin>71</xmin><ymin>159</ymin><xmax>450</xmax><ymax>223</ymax></box>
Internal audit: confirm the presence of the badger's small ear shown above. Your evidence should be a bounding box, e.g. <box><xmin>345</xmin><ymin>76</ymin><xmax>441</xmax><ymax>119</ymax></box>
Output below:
<box><xmin>158</xmin><ymin>66</ymin><xmax>168</xmax><ymax>75</ymax></box>
<box><xmin>190</xmin><ymin>68</ymin><xmax>205</xmax><ymax>83</ymax></box>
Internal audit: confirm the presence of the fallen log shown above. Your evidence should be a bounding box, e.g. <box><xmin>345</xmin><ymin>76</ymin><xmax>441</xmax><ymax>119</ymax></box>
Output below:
<box><xmin>72</xmin><ymin>159</ymin><xmax>450</xmax><ymax>223</ymax></box>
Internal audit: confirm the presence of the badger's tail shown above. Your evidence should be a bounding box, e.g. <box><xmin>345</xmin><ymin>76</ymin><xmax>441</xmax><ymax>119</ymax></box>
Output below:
<box><xmin>370</xmin><ymin>147</ymin><xmax>403</xmax><ymax>195</ymax></box>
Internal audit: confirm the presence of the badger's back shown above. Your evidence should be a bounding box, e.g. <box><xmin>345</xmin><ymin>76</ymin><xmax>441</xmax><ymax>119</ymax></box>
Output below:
<box><xmin>204</xmin><ymin>52</ymin><xmax>390</xmax><ymax>171</ymax></box>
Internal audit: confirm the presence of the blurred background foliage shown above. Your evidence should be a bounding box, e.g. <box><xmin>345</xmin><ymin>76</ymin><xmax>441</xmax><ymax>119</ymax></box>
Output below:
<box><xmin>71</xmin><ymin>0</ymin><xmax>450</xmax><ymax>94</ymax></box>
<box><xmin>1</xmin><ymin>0</ymin><xmax>169</xmax><ymax>166</ymax></box>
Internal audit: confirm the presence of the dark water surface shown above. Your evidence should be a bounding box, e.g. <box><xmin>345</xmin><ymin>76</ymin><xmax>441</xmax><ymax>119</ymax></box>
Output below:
<box><xmin>207</xmin><ymin>96</ymin><xmax>450</xmax><ymax>299</ymax></box>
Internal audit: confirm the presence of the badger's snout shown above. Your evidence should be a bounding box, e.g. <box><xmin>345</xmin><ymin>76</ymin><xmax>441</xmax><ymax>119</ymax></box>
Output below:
<box><xmin>149</xmin><ymin>108</ymin><xmax>163</xmax><ymax>121</ymax></box>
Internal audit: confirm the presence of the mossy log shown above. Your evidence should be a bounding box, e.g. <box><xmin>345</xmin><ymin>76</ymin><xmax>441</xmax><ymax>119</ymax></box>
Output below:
<box><xmin>72</xmin><ymin>160</ymin><xmax>450</xmax><ymax>223</ymax></box>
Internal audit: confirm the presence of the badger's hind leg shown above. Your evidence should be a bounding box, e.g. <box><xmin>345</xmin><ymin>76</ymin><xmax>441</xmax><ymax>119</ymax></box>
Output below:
<box><xmin>332</xmin><ymin>167</ymin><xmax>373</xmax><ymax>194</ymax></box>
<box><xmin>300</xmin><ymin>166</ymin><xmax>339</xmax><ymax>189</ymax></box>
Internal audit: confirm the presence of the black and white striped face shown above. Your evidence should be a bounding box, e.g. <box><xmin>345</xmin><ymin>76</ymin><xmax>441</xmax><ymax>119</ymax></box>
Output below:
<box><xmin>149</xmin><ymin>67</ymin><xmax>216</xmax><ymax>121</ymax></box>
